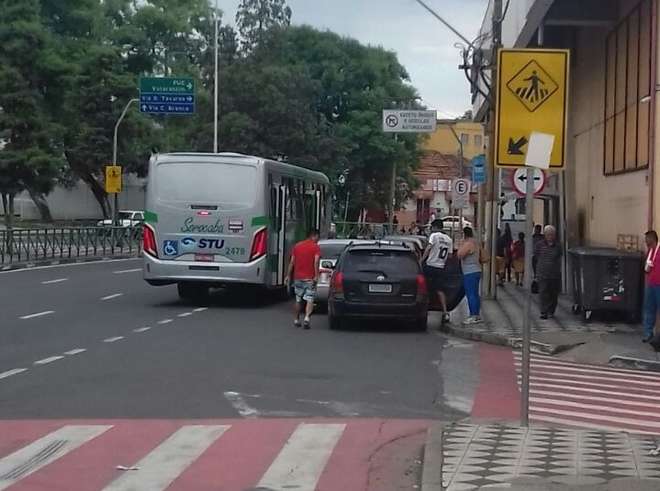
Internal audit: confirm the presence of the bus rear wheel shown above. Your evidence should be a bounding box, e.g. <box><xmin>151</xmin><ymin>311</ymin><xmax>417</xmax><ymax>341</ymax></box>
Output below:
<box><xmin>177</xmin><ymin>282</ymin><xmax>209</xmax><ymax>303</ymax></box>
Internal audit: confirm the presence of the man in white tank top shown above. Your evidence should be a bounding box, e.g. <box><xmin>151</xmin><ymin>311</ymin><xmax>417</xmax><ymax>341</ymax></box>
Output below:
<box><xmin>423</xmin><ymin>219</ymin><xmax>453</xmax><ymax>323</ymax></box>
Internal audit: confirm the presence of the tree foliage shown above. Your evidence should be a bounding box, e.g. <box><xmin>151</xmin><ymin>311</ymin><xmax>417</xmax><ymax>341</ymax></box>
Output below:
<box><xmin>0</xmin><ymin>0</ymin><xmax>425</xmax><ymax>222</ymax></box>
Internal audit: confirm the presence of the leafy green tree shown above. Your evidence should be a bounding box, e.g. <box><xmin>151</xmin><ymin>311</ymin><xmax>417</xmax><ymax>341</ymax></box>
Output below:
<box><xmin>0</xmin><ymin>0</ymin><xmax>69</xmax><ymax>225</ymax></box>
<box><xmin>236</xmin><ymin>0</ymin><xmax>291</xmax><ymax>53</ymax></box>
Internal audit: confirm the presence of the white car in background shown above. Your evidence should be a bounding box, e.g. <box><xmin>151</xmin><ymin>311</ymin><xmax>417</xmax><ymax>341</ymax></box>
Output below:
<box><xmin>97</xmin><ymin>210</ymin><xmax>144</xmax><ymax>228</ymax></box>
<box><xmin>440</xmin><ymin>216</ymin><xmax>473</xmax><ymax>231</ymax></box>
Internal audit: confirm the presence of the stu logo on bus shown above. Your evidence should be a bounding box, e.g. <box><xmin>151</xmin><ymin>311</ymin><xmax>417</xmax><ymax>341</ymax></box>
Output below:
<box><xmin>180</xmin><ymin>217</ymin><xmax>224</xmax><ymax>234</ymax></box>
<box><xmin>181</xmin><ymin>237</ymin><xmax>225</xmax><ymax>250</ymax></box>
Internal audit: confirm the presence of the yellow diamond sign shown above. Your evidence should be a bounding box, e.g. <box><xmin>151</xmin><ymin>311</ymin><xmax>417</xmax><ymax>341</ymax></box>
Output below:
<box><xmin>495</xmin><ymin>49</ymin><xmax>570</xmax><ymax>168</ymax></box>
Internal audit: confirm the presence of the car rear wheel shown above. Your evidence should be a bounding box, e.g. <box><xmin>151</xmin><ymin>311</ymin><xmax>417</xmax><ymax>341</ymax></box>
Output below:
<box><xmin>177</xmin><ymin>282</ymin><xmax>209</xmax><ymax>303</ymax></box>
<box><xmin>328</xmin><ymin>312</ymin><xmax>343</xmax><ymax>330</ymax></box>
<box><xmin>414</xmin><ymin>315</ymin><xmax>428</xmax><ymax>332</ymax></box>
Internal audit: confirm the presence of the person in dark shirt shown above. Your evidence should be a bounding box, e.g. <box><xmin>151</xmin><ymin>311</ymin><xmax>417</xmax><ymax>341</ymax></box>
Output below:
<box><xmin>532</xmin><ymin>224</ymin><xmax>544</xmax><ymax>276</ymax></box>
<box><xmin>534</xmin><ymin>225</ymin><xmax>562</xmax><ymax>319</ymax></box>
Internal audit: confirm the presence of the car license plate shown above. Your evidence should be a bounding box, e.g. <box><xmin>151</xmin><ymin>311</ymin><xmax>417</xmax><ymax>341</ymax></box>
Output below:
<box><xmin>369</xmin><ymin>283</ymin><xmax>392</xmax><ymax>293</ymax></box>
<box><xmin>195</xmin><ymin>253</ymin><xmax>214</xmax><ymax>262</ymax></box>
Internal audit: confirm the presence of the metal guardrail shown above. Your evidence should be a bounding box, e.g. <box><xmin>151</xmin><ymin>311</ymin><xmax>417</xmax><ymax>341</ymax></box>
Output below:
<box><xmin>0</xmin><ymin>226</ymin><xmax>143</xmax><ymax>265</ymax></box>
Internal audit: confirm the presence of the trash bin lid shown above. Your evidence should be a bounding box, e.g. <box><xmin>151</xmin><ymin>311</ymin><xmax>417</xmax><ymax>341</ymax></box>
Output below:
<box><xmin>568</xmin><ymin>246</ymin><xmax>642</xmax><ymax>258</ymax></box>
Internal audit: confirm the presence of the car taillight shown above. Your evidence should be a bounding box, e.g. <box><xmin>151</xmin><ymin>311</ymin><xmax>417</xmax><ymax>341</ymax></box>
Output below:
<box><xmin>250</xmin><ymin>228</ymin><xmax>268</xmax><ymax>261</ymax></box>
<box><xmin>142</xmin><ymin>225</ymin><xmax>157</xmax><ymax>257</ymax></box>
<box><xmin>416</xmin><ymin>274</ymin><xmax>428</xmax><ymax>296</ymax></box>
<box><xmin>331</xmin><ymin>272</ymin><xmax>344</xmax><ymax>294</ymax></box>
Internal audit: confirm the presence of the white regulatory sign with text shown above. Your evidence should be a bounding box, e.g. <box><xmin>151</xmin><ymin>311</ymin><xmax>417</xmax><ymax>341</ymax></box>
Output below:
<box><xmin>382</xmin><ymin>110</ymin><xmax>437</xmax><ymax>133</ymax></box>
<box><xmin>451</xmin><ymin>178</ymin><xmax>471</xmax><ymax>209</ymax></box>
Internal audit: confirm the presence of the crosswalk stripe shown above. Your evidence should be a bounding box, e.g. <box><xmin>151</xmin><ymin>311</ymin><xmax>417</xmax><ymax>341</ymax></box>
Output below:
<box><xmin>513</xmin><ymin>354</ymin><xmax>660</xmax><ymax>379</ymax></box>
<box><xmin>514</xmin><ymin>362</ymin><xmax>660</xmax><ymax>386</ymax></box>
<box><xmin>530</xmin><ymin>414</ymin><xmax>659</xmax><ymax>435</ymax></box>
<box><xmin>0</xmin><ymin>425</ymin><xmax>111</xmax><ymax>490</ymax></box>
<box><xmin>524</xmin><ymin>381</ymin><xmax>660</xmax><ymax>402</ymax></box>
<box><xmin>518</xmin><ymin>374</ymin><xmax>659</xmax><ymax>395</ymax></box>
<box><xmin>101</xmin><ymin>425</ymin><xmax>229</xmax><ymax>491</ymax></box>
<box><xmin>530</xmin><ymin>388</ymin><xmax>660</xmax><ymax>410</ymax></box>
<box><xmin>257</xmin><ymin>423</ymin><xmax>345</xmax><ymax>491</ymax></box>
<box><xmin>530</xmin><ymin>406</ymin><xmax>660</xmax><ymax>430</ymax></box>
<box><xmin>530</xmin><ymin>397</ymin><xmax>660</xmax><ymax>419</ymax></box>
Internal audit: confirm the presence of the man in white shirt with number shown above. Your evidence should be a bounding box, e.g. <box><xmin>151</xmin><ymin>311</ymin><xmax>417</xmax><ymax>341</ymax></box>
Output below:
<box><xmin>423</xmin><ymin>219</ymin><xmax>453</xmax><ymax>324</ymax></box>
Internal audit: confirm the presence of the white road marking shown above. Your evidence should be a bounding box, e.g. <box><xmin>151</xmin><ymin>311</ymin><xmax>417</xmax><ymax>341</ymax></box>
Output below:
<box><xmin>177</xmin><ymin>312</ymin><xmax>192</xmax><ymax>318</ymax></box>
<box><xmin>41</xmin><ymin>278</ymin><xmax>68</xmax><ymax>285</ymax></box>
<box><xmin>20</xmin><ymin>311</ymin><xmax>54</xmax><ymax>320</ymax></box>
<box><xmin>103</xmin><ymin>336</ymin><xmax>124</xmax><ymax>343</ymax></box>
<box><xmin>0</xmin><ymin>425</ymin><xmax>112</xmax><ymax>490</ymax></box>
<box><xmin>513</xmin><ymin>355</ymin><xmax>660</xmax><ymax>380</ymax></box>
<box><xmin>517</xmin><ymin>374</ymin><xmax>658</xmax><ymax>394</ymax></box>
<box><xmin>223</xmin><ymin>391</ymin><xmax>261</xmax><ymax>418</ymax></box>
<box><xmin>0</xmin><ymin>258</ymin><xmax>140</xmax><ymax>275</ymax></box>
<box><xmin>34</xmin><ymin>356</ymin><xmax>64</xmax><ymax>365</ymax></box>
<box><xmin>530</xmin><ymin>396</ymin><xmax>660</xmax><ymax>419</ymax></box>
<box><xmin>63</xmin><ymin>349</ymin><xmax>86</xmax><ymax>356</ymax></box>
<box><xmin>101</xmin><ymin>293</ymin><xmax>123</xmax><ymax>301</ymax></box>
<box><xmin>531</xmin><ymin>414</ymin><xmax>658</xmax><ymax>435</ymax></box>
<box><xmin>157</xmin><ymin>319</ymin><xmax>173</xmax><ymax>325</ymax></box>
<box><xmin>113</xmin><ymin>268</ymin><xmax>142</xmax><ymax>274</ymax></box>
<box><xmin>257</xmin><ymin>423</ymin><xmax>346</xmax><ymax>490</ymax></box>
<box><xmin>101</xmin><ymin>425</ymin><xmax>228</xmax><ymax>491</ymax></box>
<box><xmin>525</xmin><ymin>381</ymin><xmax>660</xmax><ymax>402</ymax></box>
<box><xmin>0</xmin><ymin>368</ymin><xmax>27</xmax><ymax>380</ymax></box>
<box><xmin>133</xmin><ymin>327</ymin><xmax>152</xmax><ymax>333</ymax></box>
<box><xmin>192</xmin><ymin>307</ymin><xmax>208</xmax><ymax>312</ymax></box>
<box><xmin>531</xmin><ymin>388</ymin><xmax>660</xmax><ymax>409</ymax></box>
<box><xmin>531</xmin><ymin>406</ymin><xmax>660</xmax><ymax>430</ymax></box>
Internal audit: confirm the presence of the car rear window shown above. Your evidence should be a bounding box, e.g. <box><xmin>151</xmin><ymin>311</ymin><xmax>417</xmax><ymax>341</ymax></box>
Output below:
<box><xmin>343</xmin><ymin>250</ymin><xmax>419</xmax><ymax>274</ymax></box>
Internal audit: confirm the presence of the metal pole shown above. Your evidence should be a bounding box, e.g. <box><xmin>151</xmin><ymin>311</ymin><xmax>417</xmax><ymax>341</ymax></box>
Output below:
<box><xmin>213</xmin><ymin>0</ymin><xmax>219</xmax><ymax>153</ymax></box>
<box><xmin>344</xmin><ymin>190</ymin><xmax>350</xmax><ymax>223</ymax></box>
<box><xmin>521</xmin><ymin>22</ymin><xmax>545</xmax><ymax>427</ymax></box>
<box><xmin>448</xmin><ymin>124</ymin><xmax>465</xmax><ymax>243</ymax></box>
<box><xmin>488</xmin><ymin>0</ymin><xmax>503</xmax><ymax>299</ymax></box>
<box><xmin>112</xmin><ymin>98</ymin><xmax>138</xmax><ymax>227</ymax></box>
<box><xmin>390</xmin><ymin>134</ymin><xmax>398</xmax><ymax>232</ymax></box>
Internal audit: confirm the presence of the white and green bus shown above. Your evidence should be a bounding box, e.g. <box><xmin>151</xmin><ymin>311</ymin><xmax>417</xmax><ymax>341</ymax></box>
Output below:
<box><xmin>142</xmin><ymin>152</ymin><xmax>331</xmax><ymax>300</ymax></box>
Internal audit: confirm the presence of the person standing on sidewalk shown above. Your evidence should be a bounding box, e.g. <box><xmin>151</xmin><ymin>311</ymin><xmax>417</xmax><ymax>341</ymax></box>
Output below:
<box><xmin>503</xmin><ymin>223</ymin><xmax>514</xmax><ymax>283</ymax></box>
<box><xmin>511</xmin><ymin>232</ymin><xmax>525</xmax><ymax>287</ymax></box>
<box><xmin>423</xmin><ymin>219</ymin><xmax>453</xmax><ymax>324</ymax></box>
<box><xmin>534</xmin><ymin>225</ymin><xmax>562</xmax><ymax>319</ymax></box>
<box><xmin>285</xmin><ymin>229</ymin><xmax>321</xmax><ymax>329</ymax></box>
<box><xmin>532</xmin><ymin>224</ymin><xmax>544</xmax><ymax>276</ymax></box>
<box><xmin>642</xmin><ymin>230</ymin><xmax>660</xmax><ymax>342</ymax></box>
<box><xmin>457</xmin><ymin>227</ymin><xmax>482</xmax><ymax>324</ymax></box>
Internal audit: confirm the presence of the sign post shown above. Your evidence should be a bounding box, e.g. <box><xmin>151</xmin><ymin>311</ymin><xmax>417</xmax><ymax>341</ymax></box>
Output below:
<box><xmin>495</xmin><ymin>44</ymin><xmax>570</xmax><ymax>426</ymax></box>
<box><xmin>382</xmin><ymin>110</ymin><xmax>437</xmax><ymax>231</ymax></box>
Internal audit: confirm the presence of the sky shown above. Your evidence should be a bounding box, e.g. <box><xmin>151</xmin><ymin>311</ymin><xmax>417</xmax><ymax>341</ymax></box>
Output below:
<box><xmin>216</xmin><ymin>0</ymin><xmax>489</xmax><ymax>118</ymax></box>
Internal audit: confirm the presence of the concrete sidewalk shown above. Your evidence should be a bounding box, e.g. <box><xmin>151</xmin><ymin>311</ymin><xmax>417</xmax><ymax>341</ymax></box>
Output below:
<box><xmin>444</xmin><ymin>283</ymin><xmax>660</xmax><ymax>372</ymax></box>
<box><xmin>422</xmin><ymin>422</ymin><xmax>660</xmax><ymax>491</ymax></box>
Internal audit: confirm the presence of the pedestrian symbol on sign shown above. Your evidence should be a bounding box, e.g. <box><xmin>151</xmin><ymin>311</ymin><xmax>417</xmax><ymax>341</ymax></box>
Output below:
<box><xmin>507</xmin><ymin>60</ymin><xmax>558</xmax><ymax>112</ymax></box>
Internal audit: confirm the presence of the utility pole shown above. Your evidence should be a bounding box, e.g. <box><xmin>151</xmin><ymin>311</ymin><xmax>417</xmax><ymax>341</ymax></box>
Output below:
<box><xmin>487</xmin><ymin>0</ymin><xmax>503</xmax><ymax>298</ymax></box>
<box><xmin>213</xmin><ymin>0</ymin><xmax>219</xmax><ymax>153</ymax></box>
<box><xmin>389</xmin><ymin>134</ymin><xmax>398</xmax><ymax>233</ymax></box>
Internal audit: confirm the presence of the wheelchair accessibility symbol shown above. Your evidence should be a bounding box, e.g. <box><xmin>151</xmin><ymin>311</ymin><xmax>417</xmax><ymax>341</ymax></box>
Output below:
<box><xmin>163</xmin><ymin>240</ymin><xmax>179</xmax><ymax>257</ymax></box>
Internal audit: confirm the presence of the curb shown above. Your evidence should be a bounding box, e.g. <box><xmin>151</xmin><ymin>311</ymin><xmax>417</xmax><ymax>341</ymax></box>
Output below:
<box><xmin>609</xmin><ymin>354</ymin><xmax>660</xmax><ymax>372</ymax></box>
<box><xmin>0</xmin><ymin>254</ymin><xmax>139</xmax><ymax>272</ymax></box>
<box><xmin>421</xmin><ymin>424</ymin><xmax>444</xmax><ymax>491</ymax></box>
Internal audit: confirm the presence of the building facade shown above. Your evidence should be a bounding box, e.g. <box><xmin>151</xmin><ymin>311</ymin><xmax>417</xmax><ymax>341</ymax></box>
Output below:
<box><xmin>476</xmin><ymin>0</ymin><xmax>658</xmax><ymax>250</ymax></box>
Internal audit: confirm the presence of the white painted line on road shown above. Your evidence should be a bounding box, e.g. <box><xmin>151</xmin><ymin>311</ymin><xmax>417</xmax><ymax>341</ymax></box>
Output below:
<box><xmin>19</xmin><ymin>310</ymin><xmax>54</xmax><ymax>320</ymax></box>
<box><xmin>113</xmin><ymin>268</ymin><xmax>142</xmax><ymax>274</ymax></box>
<box><xmin>0</xmin><ymin>257</ymin><xmax>140</xmax><ymax>275</ymax></box>
<box><xmin>133</xmin><ymin>327</ymin><xmax>152</xmax><ymax>333</ymax></box>
<box><xmin>41</xmin><ymin>278</ymin><xmax>68</xmax><ymax>285</ymax></box>
<box><xmin>157</xmin><ymin>319</ymin><xmax>173</xmax><ymax>325</ymax></box>
<box><xmin>257</xmin><ymin>423</ymin><xmax>346</xmax><ymax>490</ymax></box>
<box><xmin>177</xmin><ymin>312</ymin><xmax>192</xmax><ymax>318</ymax></box>
<box><xmin>101</xmin><ymin>293</ymin><xmax>123</xmax><ymax>301</ymax></box>
<box><xmin>531</xmin><ymin>414</ymin><xmax>658</xmax><ymax>435</ymax></box>
<box><xmin>34</xmin><ymin>356</ymin><xmax>64</xmax><ymax>365</ymax></box>
<box><xmin>192</xmin><ymin>307</ymin><xmax>208</xmax><ymax>312</ymax></box>
<box><xmin>0</xmin><ymin>368</ymin><xmax>28</xmax><ymax>380</ymax></box>
<box><xmin>530</xmin><ymin>396</ymin><xmax>660</xmax><ymax>419</ymax></box>
<box><xmin>63</xmin><ymin>348</ymin><xmax>87</xmax><ymax>356</ymax></box>
<box><xmin>101</xmin><ymin>425</ymin><xmax>228</xmax><ymax>491</ymax></box>
<box><xmin>223</xmin><ymin>391</ymin><xmax>260</xmax><ymax>418</ymax></box>
<box><xmin>0</xmin><ymin>425</ymin><xmax>112</xmax><ymax>490</ymax></box>
<box><xmin>103</xmin><ymin>336</ymin><xmax>124</xmax><ymax>343</ymax></box>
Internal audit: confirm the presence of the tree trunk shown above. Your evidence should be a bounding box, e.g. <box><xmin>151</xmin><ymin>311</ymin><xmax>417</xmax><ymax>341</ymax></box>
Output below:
<box><xmin>27</xmin><ymin>189</ymin><xmax>53</xmax><ymax>223</ymax></box>
<box><xmin>65</xmin><ymin>154</ymin><xmax>110</xmax><ymax>218</ymax></box>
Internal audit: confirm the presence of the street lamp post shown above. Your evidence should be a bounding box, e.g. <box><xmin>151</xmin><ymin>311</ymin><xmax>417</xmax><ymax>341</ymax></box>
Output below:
<box><xmin>112</xmin><ymin>98</ymin><xmax>138</xmax><ymax>227</ymax></box>
<box><xmin>213</xmin><ymin>0</ymin><xmax>219</xmax><ymax>153</ymax></box>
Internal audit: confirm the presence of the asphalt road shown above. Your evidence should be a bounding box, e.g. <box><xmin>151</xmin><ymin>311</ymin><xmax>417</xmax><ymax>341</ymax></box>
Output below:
<box><xmin>0</xmin><ymin>258</ymin><xmax>481</xmax><ymax>420</ymax></box>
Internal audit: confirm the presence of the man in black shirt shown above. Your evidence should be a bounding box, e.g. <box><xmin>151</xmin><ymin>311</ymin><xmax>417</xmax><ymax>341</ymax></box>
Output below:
<box><xmin>534</xmin><ymin>225</ymin><xmax>562</xmax><ymax>319</ymax></box>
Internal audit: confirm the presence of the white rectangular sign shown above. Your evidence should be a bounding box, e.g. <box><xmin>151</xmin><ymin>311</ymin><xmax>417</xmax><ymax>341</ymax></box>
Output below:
<box><xmin>383</xmin><ymin>110</ymin><xmax>437</xmax><ymax>133</ymax></box>
<box><xmin>451</xmin><ymin>178</ymin><xmax>471</xmax><ymax>209</ymax></box>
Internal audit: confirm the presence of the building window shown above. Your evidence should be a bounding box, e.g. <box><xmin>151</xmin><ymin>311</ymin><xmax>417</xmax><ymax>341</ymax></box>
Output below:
<box><xmin>474</xmin><ymin>134</ymin><xmax>483</xmax><ymax>149</ymax></box>
<box><xmin>604</xmin><ymin>0</ymin><xmax>652</xmax><ymax>175</ymax></box>
<box><xmin>460</xmin><ymin>133</ymin><xmax>469</xmax><ymax>146</ymax></box>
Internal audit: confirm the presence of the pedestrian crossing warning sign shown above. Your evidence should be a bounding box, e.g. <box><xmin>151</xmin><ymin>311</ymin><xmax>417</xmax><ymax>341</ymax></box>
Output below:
<box><xmin>105</xmin><ymin>165</ymin><xmax>122</xmax><ymax>194</ymax></box>
<box><xmin>495</xmin><ymin>49</ymin><xmax>570</xmax><ymax>168</ymax></box>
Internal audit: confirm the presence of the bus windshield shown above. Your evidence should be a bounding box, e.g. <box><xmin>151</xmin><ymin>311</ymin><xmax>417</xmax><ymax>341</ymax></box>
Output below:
<box><xmin>156</xmin><ymin>162</ymin><xmax>257</xmax><ymax>206</ymax></box>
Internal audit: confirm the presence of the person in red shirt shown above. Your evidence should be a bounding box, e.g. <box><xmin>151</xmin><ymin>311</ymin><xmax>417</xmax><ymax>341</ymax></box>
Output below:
<box><xmin>285</xmin><ymin>229</ymin><xmax>321</xmax><ymax>329</ymax></box>
<box><xmin>643</xmin><ymin>230</ymin><xmax>660</xmax><ymax>342</ymax></box>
